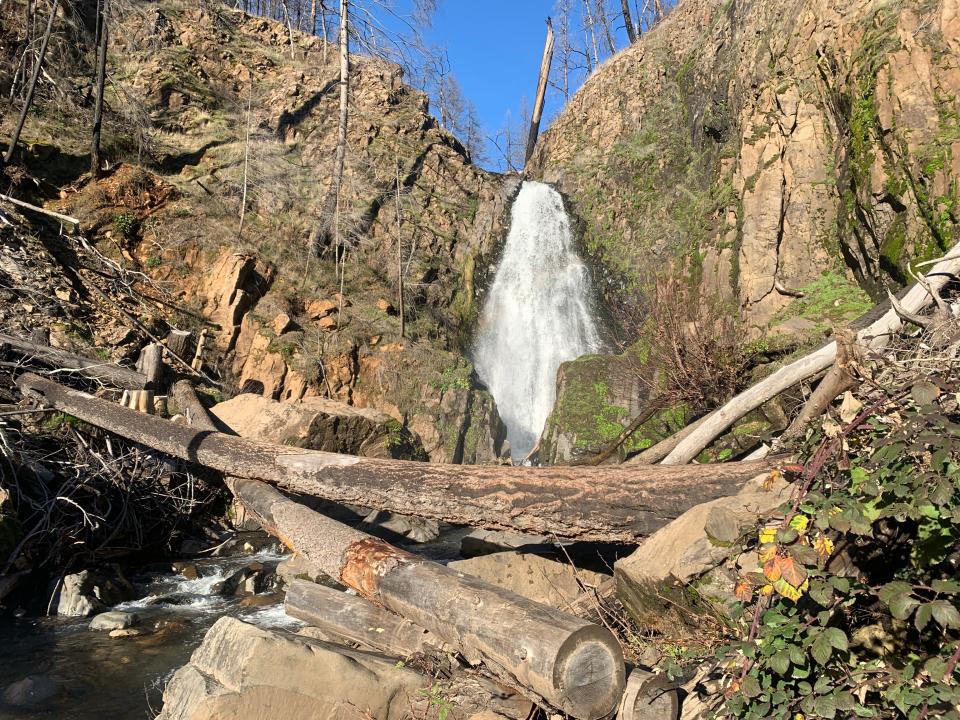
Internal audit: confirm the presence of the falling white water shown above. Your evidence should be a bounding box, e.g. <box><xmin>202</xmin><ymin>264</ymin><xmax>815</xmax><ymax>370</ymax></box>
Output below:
<box><xmin>473</xmin><ymin>181</ymin><xmax>602</xmax><ymax>459</ymax></box>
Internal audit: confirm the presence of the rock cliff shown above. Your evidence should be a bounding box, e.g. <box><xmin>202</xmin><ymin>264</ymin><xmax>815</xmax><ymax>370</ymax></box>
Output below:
<box><xmin>530</xmin><ymin>0</ymin><xmax>959</xmax><ymax>461</ymax></box>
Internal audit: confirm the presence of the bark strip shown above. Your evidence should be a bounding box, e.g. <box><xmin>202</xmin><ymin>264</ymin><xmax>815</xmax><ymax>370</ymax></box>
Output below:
<box><xmin>15</xmin><ymin>373</ymin><xmax>778</xmax><ymax>542</ymax></box>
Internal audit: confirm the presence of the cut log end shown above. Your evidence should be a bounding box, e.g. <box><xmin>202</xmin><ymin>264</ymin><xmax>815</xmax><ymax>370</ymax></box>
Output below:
<box><xmin>554</xmin><ymin>624</ymin><xmax>626</xmax><ymax>720</ymax></box>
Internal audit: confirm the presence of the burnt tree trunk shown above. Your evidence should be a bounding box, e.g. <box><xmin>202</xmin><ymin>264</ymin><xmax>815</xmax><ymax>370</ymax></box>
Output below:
<box><xmin>3</xmin><ymin>0</ymin><xmax>58</xmax><ymax>167</ymax></box>
<box><xmin>524</xmin><ymin>17</ymin><xmax>554</xmax><ymax>166</ymax></box>
<box><xmin>620</xmin><ymin>0</ymin><xmax>636</xmax><ymax>43</ymax></box>
<box><xmin>90</xmin><ymin>0</ymin><xmax>108</xmax><ymax>177</ymax></box>
<box><xmin>231</xmin><ymin>477</ymin><xmax>625</xmax><ymax>719</ymax></box>
<box><xmin>310</xmin><ymin>0</ymin><xmax>348</xmax><ymax>256</ymax></box>
<box><xmin>16</xmin><ymin>373</ymin><xmax>779</xmax><ymax>542</ymax></box>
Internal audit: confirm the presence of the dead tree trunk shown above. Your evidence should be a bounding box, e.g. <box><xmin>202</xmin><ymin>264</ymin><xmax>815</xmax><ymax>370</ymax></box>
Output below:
<box><xmin>165</xmin><ymin>329</ymin><xmax>192</xmax><ymax>361</ymax></box>
<box><xmin>0</xmin><ymin>333</ymin><xmax>145</xmax><ymax>389</ymax></box>
<box><xmin>2</xmin><ymin>0</ymin><xmax>58</xmax><ymax>167</ymax></box>
<box><xmin>395</xmin><ymin>163</ymin><xmax>405</xmax><ymax>337</ymax></box>
<box><xmin>620</xmin><ymin>0</ymin><xmax>637</xmax><ymax>43</ymax></box>
<box><xmin>16</xmin><ymin>372</ymin><xmax>778</xmax><ymax>542</ymax></box>
<box><xmin>524</xmin><ymin>17</ymin><xmax>554</xmax><ymax>166</ymax></box>
<box><xmin>286</xmin><ymin>579</ymin><xmax>449</xmax><ymax>656</ymax></box>
<box><xmin>310</xmin><ymin>0</ymin><xmax>348</xmax><ymax>257</ymax></box>
<box><xmin>231</xmin><ymin>477</ymin><xmax>625</xmax><ymax>719</ymax></box>
<box><xmin>90</xmin><ymin>0</ymin><xmax>109</xmax><ymax>178</ymax></box>
<box><xmin>661</xmin><ymin>245</ymin><xmax>960</xmax><ymax>464</ymax></box>
<box><xmin>125</xmin><ymin>342</ymin><xmax>163</xmax><ymax>413</ymax></box>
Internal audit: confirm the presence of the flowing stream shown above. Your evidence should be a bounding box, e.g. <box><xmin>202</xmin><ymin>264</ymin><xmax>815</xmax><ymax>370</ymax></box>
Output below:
<box><xmin>473</xmin><ymin>181</ymin><xmax>602</xmax><ymax>459</ymax></box>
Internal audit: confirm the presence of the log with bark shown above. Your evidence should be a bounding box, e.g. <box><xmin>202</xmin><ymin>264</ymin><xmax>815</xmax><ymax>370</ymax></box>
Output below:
<box><xmin>0</xmin><ymin>333</ymin><xmax>146</xmax><ymax>390</ymax></box>
<box><xmin>16</xmin><ymin>373</ymin><xmax>780</xmax><ymax>542</ymax></box>
<box><xmin>230</xmin><ymin>476</ymin><xmax>625</xmax><ymax>720</ymax></box>
<box><xmin>661</xmin><ymin>247</ymin><xmax>960</xmax><ymax>464</ymax></box>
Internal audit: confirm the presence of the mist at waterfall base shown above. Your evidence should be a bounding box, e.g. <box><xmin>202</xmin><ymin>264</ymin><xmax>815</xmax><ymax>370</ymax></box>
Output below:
<box><xmin>473</xmin><ymin>181</ymin><xmax>602</xmax><ymax>460</ymax></box>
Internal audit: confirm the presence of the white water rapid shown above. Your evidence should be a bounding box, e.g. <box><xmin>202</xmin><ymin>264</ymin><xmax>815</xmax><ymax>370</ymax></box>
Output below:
<box><xmin>473</xmin><ymin>181</ymin><xmax>602</xmax><ymax>460</ymax></box>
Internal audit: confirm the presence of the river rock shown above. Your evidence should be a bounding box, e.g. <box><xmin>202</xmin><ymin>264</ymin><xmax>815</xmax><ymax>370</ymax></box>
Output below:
<box><xmin>109</xmin><ymin>628</ymin><xmax>144</xmax><ymax>638</ymax></box>
<box><xmin>276</xmin><ymin>554</ymin><xmax>326</xmax><ymax>586</ymax></box>
<box><xmin>90</xmin><ymin>611</ymin><xmax>139</xmax><ymax>631</ymax></box>
<box><xmin>157</xmin><ymin>617</ymin><xmax>429</xmax><ymax>720</ymax></box>
<box><xmin>1</xmin><ymin>674</ymin><xmax>59</xmax><ymax>709</ymax></box>
<box><xmin>172</xmin><ymin>561</ymin><xmax>200</xmax><ymax>580</ymax></box>
<box><xmin>56</xmin><ymin>567</ymin><xmax>133</xmax><ymax>617</ymax></box>
<box><xmin>210</xmin><ymin>562</ymin><xmax>274</xmax><ymax>596</ymax></box>
<box><xmin>448</xmin><ymin>551</ymin><xmax>610</xmax><ymax>609</ymax></box>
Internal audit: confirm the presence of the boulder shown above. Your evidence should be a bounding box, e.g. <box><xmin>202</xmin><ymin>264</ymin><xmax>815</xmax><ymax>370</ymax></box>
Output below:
<box><xmin>210</xmin><ymin>394</ymin><xmax>425</xmax><ymax>459</ymax></box>
<box><xmin>448</xmin><ymin>551</ymin><xmax>610</xmax><ymax>609</ymax></box>
<box><xmin>90</xmin><ymin>611</ymin><xmax>139</xmax><ymax>631</ymax></box>
<box><xmin>56</xmin><ymin>567</ymin><xmax>133</xmax><ymax>617</ymax></box>
<box><xmin>459</xmin><ymin>529</ymin><xmax>554</xmax><ymax>558</ymax></box>
<box><xmin>614</xmin><ymin>473</ymin><xmax>793</xmax><ymax>630</ymax></box>
<box><xmin>1</xmin><ymin>674</ymin><xmax>59</xmax><ymax>709</ymax></box>
<box><xmin>360</xmin><ymin>510</ymin><xmax>440</xmax><ymax>543</ymax></box>
<box><xmin>210</xmin><ymin>563</ymin><xmax>273</xmax><ymax>597</ymax></box>
<box><xmin>157</xmin><ymin>617</ymin><xmax>428</xmax><ymax>720</ymax></box>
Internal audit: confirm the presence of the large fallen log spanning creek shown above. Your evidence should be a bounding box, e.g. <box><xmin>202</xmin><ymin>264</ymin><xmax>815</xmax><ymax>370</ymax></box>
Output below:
<box><xmin>16</xmin><ymin>372</ymin><xmax>778</xmax><ymax>542</ymax></box>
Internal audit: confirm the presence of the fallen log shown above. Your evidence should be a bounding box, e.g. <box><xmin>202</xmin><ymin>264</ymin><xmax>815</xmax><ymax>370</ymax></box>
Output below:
<box><xmin>0</xmin><ymin>333</ymin><xmax>145</xmax><ymax>390</ymax></box>
<box><xmin>230</xmin><ymin>476</ymin><xmax>625</xmax><ymax>720</ymax></box>
<box><xmin>662</xmin><ymin>246</ymin><xmax>960</xmax><ymax>464</ymax></box>
<box><xmin>285</xmin><ymin>579</ymin><xmax>450</xmax><ymax>657</ymax></box>
<box><xmin>16</xmin><ymin>373</ymin><xmax>779</xmax><ymax>542</ymax></box>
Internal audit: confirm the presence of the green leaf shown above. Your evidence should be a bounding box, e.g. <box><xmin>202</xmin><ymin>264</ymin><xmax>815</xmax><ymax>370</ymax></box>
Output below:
<box><xmin>814</xmin><ymin>694</ymin><xmax>837</xmax><ymax>719</ymax></box>
<box><xmin>889</xmin><ymin>593</ymin><xmax>920</xmax><ymax>620</ymax></box>
<box><xmin>824</xmin><ymin>627</ymin><xmax>848</xmax><ymax>651</ymax></box>
<box><xmin>741</xmin><ymin>674</ymin><xmax>762</xmax><ymax>698</ymax></box>
<box><xmin>770</xmin><ymin>650</ymin><xmax>791</xmax><ymax>675</ymax></box>
<box><xmin>811</xmin><ymin>633</ymin><xmax>833</xmax><ymax>665</ymax></box>
<box><xmin>933</xmin><ymin>580</ymin><xmax>960</xmax><ymax>594</ymax></box>
<box><xmin>915</xmin><ymin>603</ymin><xmax>933</xmax><ymax>632</ymax></box>
<box><xmin>878</xmin><ymin>581</ymin><xmax>913</xmax><ymax>604</ymax></box>
<box><xmin>930</xmin><ymin>600</ymin><xmax>960</xmax><ymax>628</ymax></box>
<box><xmin>853</xmin><ymin>705</ymin><xmax>876</xmax><ymax>717</ymax></box>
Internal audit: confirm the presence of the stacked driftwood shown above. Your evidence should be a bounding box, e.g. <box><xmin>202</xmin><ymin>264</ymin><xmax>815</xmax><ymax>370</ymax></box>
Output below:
<box><xmin>4</xmin><ymin>245</ymin><xmax>958</xmax><ymax>719</ymax></box>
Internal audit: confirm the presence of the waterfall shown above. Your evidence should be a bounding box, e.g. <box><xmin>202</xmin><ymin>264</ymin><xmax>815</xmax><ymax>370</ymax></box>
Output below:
<box><xmin>473</xmin><ymin>181</ymin><xmax>602</xmax><ymax>460</ymax></box>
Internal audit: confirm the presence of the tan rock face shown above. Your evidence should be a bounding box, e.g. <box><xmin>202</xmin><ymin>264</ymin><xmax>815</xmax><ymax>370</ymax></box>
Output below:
<box><xmin>157</xmin><ymin>617</ymin><xmax>427</xmax><ymax>720</ymax></box>
<box><xmin>209</xmin><ymin>394</ymin><xmax>425</xmax><ymax>459</ymax></box>
<box><xmin>448</xmin><ymin>552</ymin><xmax>610</xmax><ymax>609</ymax></box>
<box><xmin>530</xmin><ymin>0</ymin><xmax>960</xmax><ymax>339</ymax></box>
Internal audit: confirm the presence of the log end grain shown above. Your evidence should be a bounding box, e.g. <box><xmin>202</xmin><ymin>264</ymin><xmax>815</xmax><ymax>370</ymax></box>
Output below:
<box><xmin>554</xmin><ymin>624</ymin><xmax>626</xmax><ymax>720</ymax></box>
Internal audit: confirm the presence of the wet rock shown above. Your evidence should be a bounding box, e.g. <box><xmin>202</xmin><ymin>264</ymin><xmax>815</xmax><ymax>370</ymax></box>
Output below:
<box><xmin>171</xmin><ymin>561</ymin><xmax>200</xmax><ymax>580</ymax></box>
<box><xmin>276</xmin><ymin>554</ymin><xmax>326</xmax><ymax>586</ymax></box>
<box><xmin>56</xmin><ymin>567</ymin><xmax>134</xmax><ymax>617</ymax></box>
<box><xmin>109</xmin><ymin>628</ymin><xmax>145</xmax><ymax>639</ymax></box>
<box><xmin>448</xmin><ymin>551</ymin><xmax>610</xmax><ymax>609</ymax></box>
<box><xmin>238</xmin><ymin>592</ymin><xmax>283</xmax><ymax>607</ymax></box>
<box><xmin>157</xmin><ymin>617</ymin><xmax>428</xmax><ymax>720</ymax></box>
<box><xmin>210</xmin><ymin>562</ymin><xmax>274</xmax><ymax>597</ymax></box>
<box><xmin>1</xmin><ymin>674</ymin><xmax>59</xmax><ymax>709</ymax></box>
<box><xmin>90</xmin><ymin>611</ymin><xmax>139</xmax><ymax>631</ymax></box>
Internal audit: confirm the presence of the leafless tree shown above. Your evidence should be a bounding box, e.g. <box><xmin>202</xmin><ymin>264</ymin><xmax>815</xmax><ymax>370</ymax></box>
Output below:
<box><xmin>90</xmin><ymin>0</ymin><xmax>109</xmax><ymax>177</ymax></box>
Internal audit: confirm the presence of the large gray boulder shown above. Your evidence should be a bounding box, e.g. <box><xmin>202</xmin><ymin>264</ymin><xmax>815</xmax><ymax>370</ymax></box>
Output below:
<box><xmin>158</xmin><ymin>617</ymin><xmax>430</xmax><ymax>720</ymax></box>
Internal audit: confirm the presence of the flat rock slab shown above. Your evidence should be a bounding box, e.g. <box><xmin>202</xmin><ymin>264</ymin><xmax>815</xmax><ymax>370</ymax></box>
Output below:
<box><xmin>157</xmin><ymin>617</ymin><xmax>429</xmax><ymax>720</ymax></box>
<box><xmin>448</xmin><ymin>551</ymin><xmax>610</xmax><ymax>609</ymax></box>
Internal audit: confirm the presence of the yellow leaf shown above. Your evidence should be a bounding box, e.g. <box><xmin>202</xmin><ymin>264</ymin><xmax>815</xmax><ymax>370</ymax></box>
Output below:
<box><xmin>759</xmin><ymin>526</ymin><xmax>778</xmax><ymax>545</ymax></box>
<box><xmin>773</xmin><ymin>577</ymin><xmax>809</xmax><ymax>601</ymax></box>
<box><xmin>789</xmin><ymin>514</ymin><xmax>809</xmax><ymax>533</ymax></box>
<box><xmin>758</xmin><ymin>543</ymin><xmax>777</xmax><ymax>563</ymax></box>
<box><xmin>814</xmin><ymin>534</ymin><xmax>835</xmax><ymax>561</ymax></box>
<box><xmin>760</xmin><ymin>584</ymin><xmax>775</xmax><ymax>596</ymax></box>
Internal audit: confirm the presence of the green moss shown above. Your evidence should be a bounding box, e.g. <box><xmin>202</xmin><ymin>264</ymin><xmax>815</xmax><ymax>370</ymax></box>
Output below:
<box><xmin>774</xmin><ymin>271</ymin><xmax>873</xmax><ymax>330</ymax></box>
